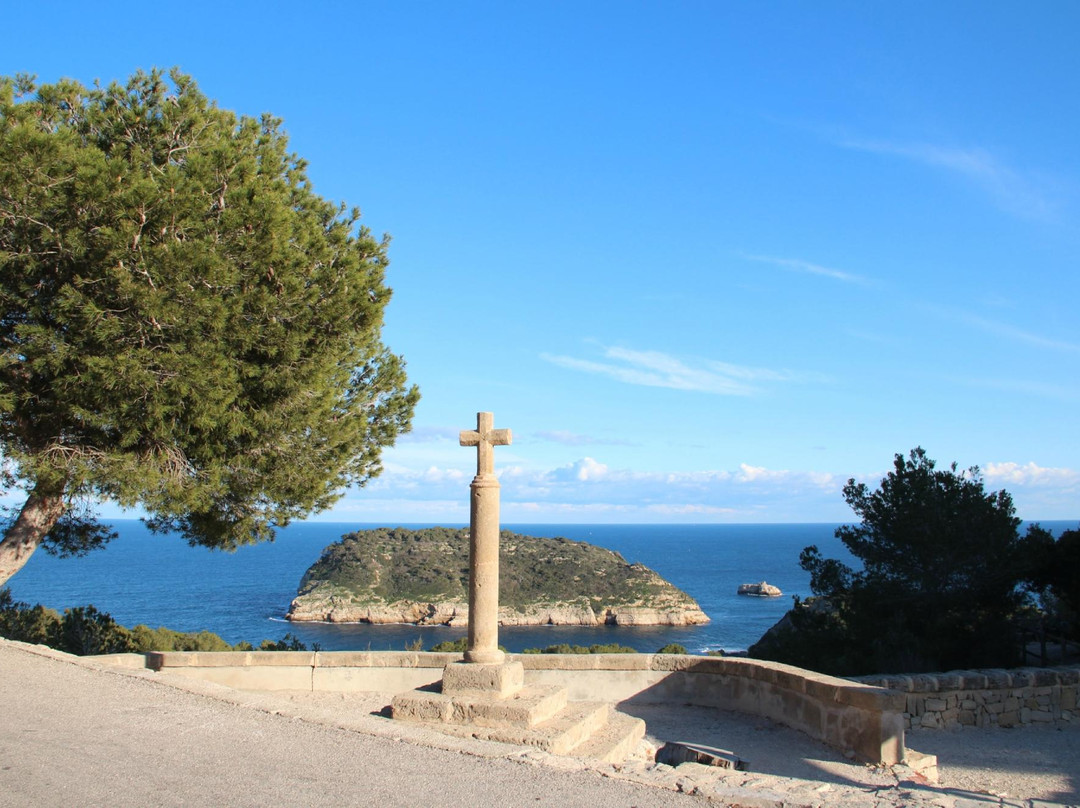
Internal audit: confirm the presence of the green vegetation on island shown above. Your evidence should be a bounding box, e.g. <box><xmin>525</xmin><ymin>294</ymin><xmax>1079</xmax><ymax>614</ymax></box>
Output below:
<box><xmin>425</xmin><ymin>637</ymin><xmax>687</xmax><ymax>655</ymax></box>
<box><xmin>288</xmin><ymin>526</ymin><xmax>709</xmax><ymax>626</ymax></box>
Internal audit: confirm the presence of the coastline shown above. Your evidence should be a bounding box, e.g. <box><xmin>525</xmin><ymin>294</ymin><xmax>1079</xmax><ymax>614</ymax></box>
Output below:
<box><xmin>286</xmin><ymin>598</ymin><xmax>711</xmax><ymax>627</ymax></box>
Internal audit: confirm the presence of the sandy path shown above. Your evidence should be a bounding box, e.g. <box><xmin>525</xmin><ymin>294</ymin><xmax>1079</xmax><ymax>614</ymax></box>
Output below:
<box><xmin>2</xmin><ymin>640</ymin><xmax>1077</xmax><ymax>807</ymax></box>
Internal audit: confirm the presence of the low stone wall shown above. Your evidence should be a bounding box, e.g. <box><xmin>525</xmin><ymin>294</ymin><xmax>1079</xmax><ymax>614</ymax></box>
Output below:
<box><xmin>850</xmin><ymin>667</ymin><xmax>1080</xmax><ymax>730</ymax></box>
<box><xmin>145</xmin><ymin>650</ymin><xmax>904</xmax><ymax>765</ymax></box>
<box><xmin>145</xmin><ymin>650</ymin><xmax>456</xmax><ymax>693</ymax></box>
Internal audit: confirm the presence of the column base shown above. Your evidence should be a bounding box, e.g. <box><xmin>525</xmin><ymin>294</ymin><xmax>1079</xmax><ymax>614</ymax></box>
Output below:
<box><xmin>464</xmin><ymin>647</ymin><xmax>505</xmax><ymax>665</ymax></box>
<box><xmin>442</xmin><ymin>660</ymin><xmax>523</xmax><ymax>697</ymax></box>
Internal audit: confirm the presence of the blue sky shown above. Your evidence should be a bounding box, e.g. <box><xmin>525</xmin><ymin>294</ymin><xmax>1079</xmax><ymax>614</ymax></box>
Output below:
<box><xmin>4</xmin><ymin>2</ymin><xmax>1078</xmax><ymax>524</ymax></box>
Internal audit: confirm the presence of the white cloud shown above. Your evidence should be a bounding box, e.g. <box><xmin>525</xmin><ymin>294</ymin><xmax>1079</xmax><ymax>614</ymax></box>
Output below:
<box><xmin>983</xmin><ymin>462</ymin><xmax>1080</xmax><ymax>488</ymax></box>
<box><xmin>562</xmin><ymin>457</ymin><xmax>608</xmax><ymax>482</ymax></box>
<box><xmin>979</xmin><ymin>462</ymin><xmax>1080</xmax><ymax>523</ymax></box>
<box><xmin>421</xmin><ymin>466</ymin><xmax>467</xmax><ymax>484</ymax></box>
<box><xmin>642</xmin><ymin>503</ymin><xmax>740</xmax><ymax>517</ymax></box>
<box><xmin>396</xmin><ymin>426</ymin><xmax>460</xmax><ymax>444</ymax></box>
<box><xmin>534</xmin><ymin>430</ymin><xmax>636</xmax><ymax>447</ymax></box>
<box><xmin>347</xmin><ymin>455</ymin><xmax>849</xmax><ymax>523</ymax></box>
<box><xmin>834</xmin><ymin>136</ymin><xmax>1057</xmax><ymax>220</ymax></box>
<box><xmin>736</xmin><ymin>463</ymin><xmax>786</xmax><ymax>483</ymax></box>
<box><xmin>541</xmin><ymin>345</ymin><xmax>824</xmax><ymax>396</ymax></box>
<box><xmin>289</xmin><ymin>450</ymin><xmax>1080</xmax><ymax>524</ymax></box>
<box><xmin>739</xmin><ymin>253</ymin><xmax>872</xmax><ymax>286</ymax></box>
<box><xmin>317</xmin><ymin>497</ymin><xmax>468</xmax><ymax>522</ymax></box>
<box><xmin>950</xmin><ymin>309</ymin><xmax>1080</xmax><ymax>355</ymax></box>
<box><xmin>955</xmin><ymin>375</ymin><xmax>1080</xmax><ymax>403</ymax></box>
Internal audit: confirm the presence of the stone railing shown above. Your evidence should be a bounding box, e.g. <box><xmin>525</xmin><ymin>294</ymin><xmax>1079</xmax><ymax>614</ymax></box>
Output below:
<box><xmin>849</xmin><ymin>667</ymin><xmax>1080</xmax><ymax>730</ymax></box>
<box><xmin>145</xmin><ymin>650</ymin><xmax>905</xmax><ymax>764</ymax></box>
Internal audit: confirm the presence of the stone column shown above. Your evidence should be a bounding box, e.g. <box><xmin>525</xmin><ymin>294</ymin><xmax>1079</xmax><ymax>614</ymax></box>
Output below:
<box><xmin>458</xmin><ymin>412</ymin><xmax>511</xmax><ymax>665</ymax></box>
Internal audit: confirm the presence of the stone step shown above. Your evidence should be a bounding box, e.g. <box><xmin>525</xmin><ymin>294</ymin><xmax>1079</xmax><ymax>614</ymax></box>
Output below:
<box><xmin>391</xmin><ymin>684</ymin><xmax>568</xmax><ymax>728</ymax></box>
<box><xmin>567</xmin><ymin>710</ymin><xmax>646</xmax><ymax>764</ymax></box>
<box><xmin>533</xmin><ymin>700</ymin><xmax>613</xmax><ymax>756</ymax></box>
<box><xmin>422</xmin><ymin>700</ymin><xmax>613</xmax><ymax>757</ymax></box>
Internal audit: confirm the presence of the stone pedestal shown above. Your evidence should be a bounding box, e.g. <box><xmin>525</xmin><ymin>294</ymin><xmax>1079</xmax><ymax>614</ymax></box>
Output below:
<box><xmin>442</xmin><ymin>660</ymin><xmax>523</xmax><ymax>696</ymax></box>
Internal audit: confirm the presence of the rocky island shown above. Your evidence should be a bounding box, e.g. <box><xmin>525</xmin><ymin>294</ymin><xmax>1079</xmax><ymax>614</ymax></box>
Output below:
<box><xmin>287</xmin><ymin>526</ymin><xmax>709</xmax><ymax>627</ymax></box>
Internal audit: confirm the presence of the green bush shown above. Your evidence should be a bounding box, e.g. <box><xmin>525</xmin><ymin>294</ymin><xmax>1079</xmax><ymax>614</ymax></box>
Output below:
<box><xmin>426</xmin><ymin>637</ymin><xmax>507</xmax><ymax>653</ymax></box>
<box><xmin>521</xmin><ymin>643</ymin><xmax>638</xmax><ymax>655</ymax></box>
<box><xmin>56</xmin><ymin>605</ymin><xmax>138</xmax><ymax>655</ymax></box>
<box><xmin>0</xmin><ymin>589</ymin><xmax>61</xmax><ymax>645</ymax></box>
<box><xmin>655</xmin><ymin>643</ymin><xmax>688</xmax><ymax>654</ymax></box>
<box><xmin>0</xmin><ymin>589</ymin><xmax>290</xmax><ymax>654</ymax></box>
<box><xmin>128</xmin><ymin>624</ymin><xmax>236</xmax><ymax>652</ymax></box>
<box><xmin>428</xmin><ymin>637</ymin><xmax>469</xmax><ymax>652</ymax></box>
<box><xmin>258</xmin><ymin>634</ymin><xmax>308</xmax><ymax>651</ymax></box>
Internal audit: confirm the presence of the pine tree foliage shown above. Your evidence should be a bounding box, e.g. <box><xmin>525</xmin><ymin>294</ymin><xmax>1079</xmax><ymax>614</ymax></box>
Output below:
<box><xmin>0</xmin><ymin>69</ymin><xmax>418</xmax><ymax>581</ymax></box>
<box><xmin>751</xmin><ymin>448</ymin><xmax>1041</xmax><ymax>674</ymax></box>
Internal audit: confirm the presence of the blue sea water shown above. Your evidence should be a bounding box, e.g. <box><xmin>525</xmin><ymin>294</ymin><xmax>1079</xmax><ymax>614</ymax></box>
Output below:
<box><xmin>6</xmin><ymin>520</ymin><xmax>1075</xmax><ymax>654</ymax></box>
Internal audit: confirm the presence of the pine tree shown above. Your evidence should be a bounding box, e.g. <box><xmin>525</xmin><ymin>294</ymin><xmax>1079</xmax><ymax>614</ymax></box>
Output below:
<box><xmin>0</xmin><ymin>69</ymin><xmax>419</xmax><ymax>584</ymax></box>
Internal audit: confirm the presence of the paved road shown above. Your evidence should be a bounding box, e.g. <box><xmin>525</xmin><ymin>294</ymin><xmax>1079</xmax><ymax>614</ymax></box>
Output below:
<box><xmin>0</xmin><ymin>641</ymin><xmax>691</xmax><ymax>808</ymax></box>
<box><xmin>3</xmin><ymin>640</ymin><xmax>1078</xmax><ymax>807</ymax></box>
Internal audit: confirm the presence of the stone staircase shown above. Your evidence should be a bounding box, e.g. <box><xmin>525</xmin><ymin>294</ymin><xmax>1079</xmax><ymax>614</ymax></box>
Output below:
<box><xmin>391</xmin><ymin>662</ymin><xmax>645</xmax><ymax>764</ymax></box>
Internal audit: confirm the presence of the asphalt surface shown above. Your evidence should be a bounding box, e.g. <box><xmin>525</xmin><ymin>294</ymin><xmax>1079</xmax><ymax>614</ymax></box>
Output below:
<box><xmin>0</xmin><ymin>641</ymin><xmax>691</xmax><ymax>808</ymax></box>
<box><xmin>2</xmin><ymin>639</ymin><xmax>1078</xmax><ymax>807</ymax></box>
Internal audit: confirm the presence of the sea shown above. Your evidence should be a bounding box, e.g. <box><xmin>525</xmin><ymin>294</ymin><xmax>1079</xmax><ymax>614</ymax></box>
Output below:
<box><xmin>5</xmin><ymin>520</ymin><xmax>1075</xmax><ymax>655</ymax></box>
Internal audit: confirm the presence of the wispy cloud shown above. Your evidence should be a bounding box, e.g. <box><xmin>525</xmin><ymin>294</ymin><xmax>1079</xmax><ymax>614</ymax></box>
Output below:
<box><xmin>740</xmin><ymin>253</ymin><xmax>872</xmax><ymax>286</ymax></box>
<box><xmin>834</xmin><ymin>135</ymin><xmax>1057</xmax><ymax>220</ymax></box>
<box><xmin>396</xmin><ymin>426</ymin><xmax>460</xmax><ymax>444</ymax></box>
<box><xmin>926</xmin><ymin>304</ymin><xmax>1080</xmax><ymax>355</ymax></box>
<box><xmin>955</xmin><ymin>376</ymin><xmax>1080</xmax><ymax>403</ymax></box>
<box><xmin>534</xmin><ymin>430</ymin><xmax>636</xmax><ymax>447</ymax></box>
<box><xmin>955</xmin><ymin>311</ymin><xmax>1080</xmax><ymax>354</ymax></box>
<box><xmin>540</xmin><ymin>345</ymin><xmax>826</xmax><ymax>396</ymax></box>
<box><xmin>331</xmin><ymin>453</ymin><xmax>1080</xmax><ymax>523</ymax></box>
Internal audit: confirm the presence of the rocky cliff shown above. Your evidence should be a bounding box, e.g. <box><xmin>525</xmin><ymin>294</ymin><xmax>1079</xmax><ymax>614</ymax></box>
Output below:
<box><xmin>286</xmin><ymin>526</ymin><xmax>709</xmax><ymax>627</ymax></box>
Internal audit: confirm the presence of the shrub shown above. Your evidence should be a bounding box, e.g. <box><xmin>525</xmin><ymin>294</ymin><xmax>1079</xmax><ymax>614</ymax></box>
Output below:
<box><xmin>655</xmin><ymin>643</ymin><xmax>688</xmax><ymax>654</ymax></box>
<box><xmin>0</xmin><ymin>588</ymin><xmax>61</xmax><ymax>645</ymax></box>
<box><xmin>259</xmin><ymin>634</ymin><xmax>308</xmax><ymax>651</ymax></box>
<box><xmin>521</xmin><ymin>643</ymin><xmax>638</xmax><ymax>654</ymax></box>
<box><xmin>428</xmin><ymin>637</ymin><xmax>468</xmax><ymax>652</ymax></box>
<box><xmin>55</xmin><ymin>605</ymin><xmax>138</xmax><ymax>655</ymax></box>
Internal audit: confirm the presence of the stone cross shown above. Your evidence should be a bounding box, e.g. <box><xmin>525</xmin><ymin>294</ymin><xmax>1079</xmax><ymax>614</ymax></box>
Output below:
<box><xmin>459</xmin><ymin>412</ymin><xmax>512</xmax><ymax>664</ymax></box>
<box><xmin>460</xmin><ymin>412</ymin><xmax>511</xmax><ymax>477</ymax></box>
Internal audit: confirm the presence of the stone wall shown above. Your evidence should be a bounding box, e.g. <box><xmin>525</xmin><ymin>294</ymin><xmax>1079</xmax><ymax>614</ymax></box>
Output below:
<box><xmin>144</xmin><ymin>650</ymin><xmax>906</xmax><ymax>765</ymax></box>
<box><xmin>850</xmin><ymin>667</ymin><xmax>1079</xmax><ymax>730</ymax></box>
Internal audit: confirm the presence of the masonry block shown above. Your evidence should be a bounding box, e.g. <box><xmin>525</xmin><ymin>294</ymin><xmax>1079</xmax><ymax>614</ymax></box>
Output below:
<box><xmin>442</xmin><ymin>660</ymin><xmax>524</xmax><ymax>696</ymax></box>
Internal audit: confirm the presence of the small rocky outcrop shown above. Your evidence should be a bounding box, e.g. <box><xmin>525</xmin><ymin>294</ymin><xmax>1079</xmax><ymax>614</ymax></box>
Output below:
<box><xmin>737</xmin><ymin>581</ymin><xmax>782</xmax><ymax>597</ymax></box>
<box><xmin>287</xmin><ymin>526</ymin><xmax>709</xmax><ymax>627</ymax></box>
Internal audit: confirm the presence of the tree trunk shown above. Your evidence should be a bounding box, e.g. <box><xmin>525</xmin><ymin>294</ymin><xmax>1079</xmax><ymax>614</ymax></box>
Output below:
<box><xmin>0</xmin><ymin>489</ymin><xmax>65</xmax><ymax>587</ymax></box>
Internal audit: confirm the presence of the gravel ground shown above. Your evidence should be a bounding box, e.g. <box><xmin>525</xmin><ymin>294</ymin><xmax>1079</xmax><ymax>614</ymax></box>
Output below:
<box><xmin>905</xmin><ymin>725</ymin><xmax>1080</xmax><ymax>805</ymax></box>
<box><xmin>2</xmin><ymin>639</ymin><xmax>1077</xmax><ymax>807</ymax></box>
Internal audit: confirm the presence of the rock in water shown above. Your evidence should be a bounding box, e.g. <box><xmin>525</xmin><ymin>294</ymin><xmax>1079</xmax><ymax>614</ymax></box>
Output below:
<box><xmin>736</xmin><ymin>581</ymin><xmax>782</xmax><ymax>597</ymax></box>
<box><xmin>286</xmin><ymin>526</ymin><xmax>709</xmax><ymax>627</ymax></box>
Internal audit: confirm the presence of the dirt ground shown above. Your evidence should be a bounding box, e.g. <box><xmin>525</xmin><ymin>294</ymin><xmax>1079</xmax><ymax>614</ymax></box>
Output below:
<box><xmin>3</xmin><ymin>639</ymin><xmax>1078</xmax><ymax>807</ymax></box>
